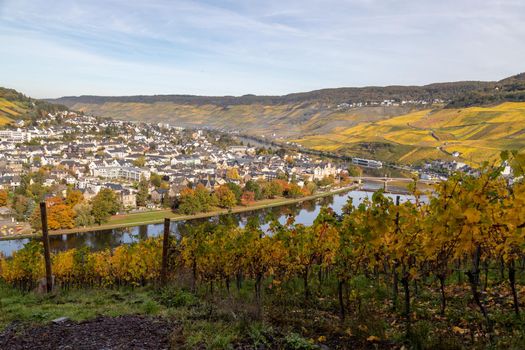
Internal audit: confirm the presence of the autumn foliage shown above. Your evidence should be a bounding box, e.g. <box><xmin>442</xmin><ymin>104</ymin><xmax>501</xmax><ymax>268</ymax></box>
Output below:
<box><xmin>0</xmin><ymin>190</ymin><xmax>8</xmax><ymax>206</ymax></box>
<box><xmin>30</xmin><ymin>196</ymin><xmax>75</xmax><ymax>230</ymax></box>
<box><xmin>3</xmin><ymin>158</ymin><xmax>525</xmax><ymax>342</ymax></box>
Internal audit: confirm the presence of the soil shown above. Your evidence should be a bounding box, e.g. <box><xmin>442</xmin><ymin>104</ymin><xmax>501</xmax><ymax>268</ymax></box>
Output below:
<box><xmin>0</xmin><ymin>315</ymin><xmax>174</xmax><ymax>350</ymax></box>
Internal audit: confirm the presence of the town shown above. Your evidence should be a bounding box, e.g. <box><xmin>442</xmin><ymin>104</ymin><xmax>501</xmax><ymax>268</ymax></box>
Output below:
<box><xmin>1</xmin><ymin>110</ymin><xmax>514</xmax><ymax>239</ymax></box>
<box><xmin>0</xmin><ymin>111</ymin><xmax>347</xmax><ymax>238</ymax></box>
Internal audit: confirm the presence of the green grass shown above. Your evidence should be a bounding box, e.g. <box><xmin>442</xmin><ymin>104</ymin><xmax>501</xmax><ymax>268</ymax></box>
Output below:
<box><xmin>4</xmin><ymin>271</ymin><xmax>525</xmax><ymax>349</ymax></box>
<box><xmin>108</xmin><ymin>209</ymin><xmax>173</xmax><ymax>225</ymax></box>
<box><xmin>0</xmin><ymin>283</ymin><xmax>165</xmax><ymax>329</ymax></box>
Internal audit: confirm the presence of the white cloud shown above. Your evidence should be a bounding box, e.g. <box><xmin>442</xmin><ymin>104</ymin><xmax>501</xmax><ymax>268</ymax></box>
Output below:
<box><xmin>0</xmin><ymin>0</ymin><xmax>524</xmax><ymax>96</ymax></box>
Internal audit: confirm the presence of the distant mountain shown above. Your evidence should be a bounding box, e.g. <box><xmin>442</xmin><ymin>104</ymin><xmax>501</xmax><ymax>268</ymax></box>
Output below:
<box><xmin>445</xmin><ymin>73</ymin><xmax>525</xmax><ymax>108</ymax></box>
<box><xmin>51</xmin><ymin>80</ymin><xmax>494</xmax><ymax>107</ymax></box>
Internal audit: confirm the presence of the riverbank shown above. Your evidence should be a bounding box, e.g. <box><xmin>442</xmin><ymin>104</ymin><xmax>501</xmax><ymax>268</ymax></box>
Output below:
<box><xmin>0</xmin><ymin>185</ymin><xmax>356</xmax><ymax>241</ymax></box>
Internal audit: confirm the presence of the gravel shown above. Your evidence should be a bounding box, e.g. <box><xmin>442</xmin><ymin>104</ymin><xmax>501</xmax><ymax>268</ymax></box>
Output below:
<box><xmin>0</xmin><ymin>315</ymin><xmax>173</xmax><ymax>350</ymax></box>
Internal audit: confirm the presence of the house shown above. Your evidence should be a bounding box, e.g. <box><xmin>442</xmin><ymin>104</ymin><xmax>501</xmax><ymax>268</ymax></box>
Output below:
<box><xmin>171</xmin><ymin>155</ymin><xmax>201</xmax><ymax>166</ymax></box>
<box><xmin>151</xmin><ymin>188</ymin><xmax>168</xmax><ymax>203</ymax></box>
<box><xmin>0</xmin><ymin>207</ymin><xmax>15</xmax><ymax>222</ymax></box>
<box><xmin>120</xmin><ymin>189</ymin><xmax>137</xmax><ymax>208</ymax></box>
<box><xmin>313</xmin><ymin>163</ymin><xmax>338</xmax><ymax>180</ymax></box>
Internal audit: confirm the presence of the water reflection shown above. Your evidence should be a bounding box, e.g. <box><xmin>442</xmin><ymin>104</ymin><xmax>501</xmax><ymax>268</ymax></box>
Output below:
<box><xmin>0</xmin><ymin>190</ymin><xmax>421</xmax><ymax>257</ymax></box>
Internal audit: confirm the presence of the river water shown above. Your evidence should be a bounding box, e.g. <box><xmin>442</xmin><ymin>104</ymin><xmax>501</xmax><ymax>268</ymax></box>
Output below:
<box><xmin>0</xmin><ymin>184</ymin><xmax>419</xmax><ymax>257</ymax></box>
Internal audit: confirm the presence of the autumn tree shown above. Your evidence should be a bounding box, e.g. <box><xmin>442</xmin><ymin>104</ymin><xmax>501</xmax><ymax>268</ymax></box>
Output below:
<box><xmin>195</xmin><ymin>184</ymin><xmax>216</xmax><ymax>212</ymax></box>
<box><xmin>285</xmin><ymin>183</ymin><xmax>303</xmax><ymax>198</ymax></box>
<box><xmin>226</xmin><ymin>167</ymin><xmax>240</xmax><ymax>180</ymax></box>
<box><xmin>64</xmin><ymin>189</ymin><xmax>84</xmax><ymax>207</ymax></box>
<box><xmin>244</xmin><ymin>180</ymin><xmax>262</xmax><ymax>200</ymax></box>
<box><xmin>216</xmin><ymin>185</ymin><xmax>237</xmax><ymax>209</ymax></box>
<box><xmin>150</xmin><ymin>173</ymin><xmax>162</xmax><ymax>188</ymax></box>
<box><xmin>226</xmin><ymin>182</ymin><xmax>242</xmax><ymax>203</ymax></box>
<box><xmin>31</xmin><ymin>197</ymin><xmax>75</xmax><ymax>230</ymax></box>
<box><xmin>347</xmin><ymin>164</ymin><xmax>363</xmax><ymax>177</ymax></box>
<box><xmin>132</xmin><ymin>156</ymin><xmax>146</xmax><ymax>167</ymax></box>
<box><xmin>261</xmin><ymin>180</ymin><xmax>284</xmax><ymax>199</ymax></box>
<box><xmin>0</xmin><ymin>190</ymin><xmax>8</xmax><ymax>206</ymax></box>
<box><xmin>13</xmin><ymin>195</ymin><xmax>35</xmax><ymax>221</ymax></box>
<box><xmin>241</xmin><ymin>191</ymin><xmax>255</xmax><ymax>206</ymax></box>
<box><xmin>178</xmin><ymin>188</ymin><xmax>199</xmax><ymax>215</ymax></box>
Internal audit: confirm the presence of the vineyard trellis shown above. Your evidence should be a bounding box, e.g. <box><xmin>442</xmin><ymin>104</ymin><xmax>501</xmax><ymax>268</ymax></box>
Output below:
<box><xmin>2</xmin><ymin>156</ymin><xmax>525</xmax><ymax>337</ymax></box>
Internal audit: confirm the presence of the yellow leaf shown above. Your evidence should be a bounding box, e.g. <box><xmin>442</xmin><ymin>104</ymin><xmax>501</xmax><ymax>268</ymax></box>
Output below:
<box><xmin>367</xmin><ymin>335</ymin><xmax>380</xmax><ymax>342</ymax></box>
<box><xmin>318</xmin><ymin>336</ymin><xmax>326</xmax><ymax>342</ymax></box>
<box><xmin>452</xmin><ymin>326</ymin><xmax>467</xmax><ymax>334</ymax></box>
<box><xmin>464</xmin><ymin>208</ymin><xmax>481</xmax><ymax>223</ymax></box>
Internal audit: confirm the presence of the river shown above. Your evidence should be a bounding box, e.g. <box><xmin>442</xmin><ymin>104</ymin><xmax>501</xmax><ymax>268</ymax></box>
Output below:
<box><xmin>0</xmin><ymin>184</ymin><xmax>420</xmax><ymax>257</ymax></box>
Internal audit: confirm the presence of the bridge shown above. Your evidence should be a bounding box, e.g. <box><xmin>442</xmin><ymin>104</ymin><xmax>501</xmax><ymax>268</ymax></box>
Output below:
<box><xmin>348</xmin><ymin>176</ymin><xmax>440</xmax><ymax>191</ymax></box>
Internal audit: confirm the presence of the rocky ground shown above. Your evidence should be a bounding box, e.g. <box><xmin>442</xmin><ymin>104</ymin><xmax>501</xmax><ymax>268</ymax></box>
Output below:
<box><xmin>0</xmin><ymin>315</ymin><xmax>174</xmax><ymax>350</ymax></box>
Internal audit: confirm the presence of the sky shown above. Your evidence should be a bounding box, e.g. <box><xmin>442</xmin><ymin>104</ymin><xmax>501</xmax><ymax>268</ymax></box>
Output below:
<box><xmin>0</xmin><ymin>0</ymin><xmax>524</xmax><ymax>98</ymax></box>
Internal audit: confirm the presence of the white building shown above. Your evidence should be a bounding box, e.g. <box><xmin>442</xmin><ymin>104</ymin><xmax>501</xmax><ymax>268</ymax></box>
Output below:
<box><xmin>0</xmin><ymin>129</ymin><xmax>31</xmax><ymax>143</ymax></box>
<box><xmin>92</xmin><ymin>166</ymin><xmax>150</xmax><ymax>181</ymax></box>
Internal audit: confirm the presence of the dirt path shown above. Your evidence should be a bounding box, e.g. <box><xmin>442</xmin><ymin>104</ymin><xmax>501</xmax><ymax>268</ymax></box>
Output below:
<box><xmin>0</xmin><ymin>315</ymin><xmax>174</xmax><ymax>350</ymax></box>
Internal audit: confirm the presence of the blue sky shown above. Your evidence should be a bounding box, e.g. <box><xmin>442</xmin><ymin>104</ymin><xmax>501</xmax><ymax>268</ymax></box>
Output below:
<box><xmin>1</xmin><ymin>0</ymin><xmax>524</xmax><ymax>98</ymax></box>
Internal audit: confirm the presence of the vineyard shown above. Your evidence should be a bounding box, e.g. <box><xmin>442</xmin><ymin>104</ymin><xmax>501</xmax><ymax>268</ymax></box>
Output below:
<box><xmin>296</xmin><ymin>102</ymin><xmax>525</xmax><ymax>165</ymax></box>
<box><xmin>2</xmin><ymin>157</ymin><xmax>525</xmax><ymax>348</ymax></box>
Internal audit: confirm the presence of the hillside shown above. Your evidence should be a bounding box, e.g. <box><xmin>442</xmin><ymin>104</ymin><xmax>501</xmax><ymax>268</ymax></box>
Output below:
<box><xmin>0</xmin><ymin>87</ymin><xmax>68</xmax><ymax>126</ymax></box>
<box><xmin>40</xmin><ymin>73</ymin><xmax>525</xmax><ymax>164</ymax></box>
<box><xmin>296</xmin><ymin>102</ymin><xmax>525</xmax><ymax>165</ymax></box>
<box><xmin>48</xmin><ymin>79</ymin><xmax>504</xmax><ymax>138</ymax></box>
<box><xmin>51</xmin><ymin>80</ymin><xmax>492</xmax><ymax>106</ymax></box>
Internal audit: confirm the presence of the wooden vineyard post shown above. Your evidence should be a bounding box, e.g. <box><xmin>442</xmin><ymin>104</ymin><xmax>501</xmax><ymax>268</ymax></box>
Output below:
<box><xmin>392</xmin><ymin>195</ymin><xmax>400</xmax><ymax>311</ymax></box>
<box><xmin>40</xmin><ymin>201</ymin><xmax>53</xmax><ymax>293</ymax></box>
<box><xmin>160</xmin><ymin>218</ymin><xmax>170</xmax><ymax>286</ymax></box>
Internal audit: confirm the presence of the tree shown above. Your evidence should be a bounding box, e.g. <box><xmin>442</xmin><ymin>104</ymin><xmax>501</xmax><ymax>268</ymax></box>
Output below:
<box><xmin>226</xmin><ymin>183</ymin><xmax>242</xmax><ymax>203</ymax></box>
<box><xmin>150</xmin><ymin>173</ymin><xmax>162</xmax><ymax>188</ymax></box>
<box><xmin>318</xmin><ymin>175</ymin><xmax>335</xmax><ymax>187</ymax></box>
<box><xmin>177</xmin><ymin>185</ymin><xmax>216</xmax><ymax>214</ymax></box>
<box><xmin>261</xmin><ymin>180</ymin><xmax>284</xmax><ymax>199</ymax></box>
<box><xmin>226</xmin><ymin>167</ymin><xmax>240</xmax><ymax>180</ymax></box>
<box><xmin>91</xmin><ymin>188</ymin><xmax>120</xmax><ymax>225</ymax></box>
<box><xmin>73</xmin><ymin>202</ymin><xmax>95</xmax><ymax>227</ymax></box>
<box><xmin>241</xmin><ymin>191</ymin><xmax>255</xmax><ymax>206</ymax></box>
<box><xmin>65</xmin><ymin>189</ymin><xmax>84</xmax><ymax>207</ymax></box>
<box><xmin>245</xmin><ymin>180</ymin><xmax>262</xmax><ymax>200</ymax></box>
<box><xmin>136</xmin><ymin>175</ymin><xmax>149</xmax><ymax>207</ymax></box>
<box><xmin>31</xmin><ymin>197</ymin><xmax>75</xmax><ymax>230</ymax></box>
<box><xmin>0</xmin><ymin>190</ymin><xmax>8</xmax><ymax>206</ymax></box>
<box><xmin>305</xmin><ymin>182</ymin><xmax>317</xmax><ymax>195</ymax></box>
<box><xmin>194</xmin><ymin>184</ymin><xmax>216</xmax><ymax>212</ymax></box>
<box><xmin>347</xmin><ymin>164</ymin><xmax>363</xmax><ymax>177</ymax></box>
<box><xmin>285</xmin><ymin>183</ymin><xmax>303</xmax><ymax>198</ymax></box>
<box><xmin>133</xmin><ymin>156</ymin><xmax>146</xmax><ymax>167</ymax></box>
<box><xmin>13</xmin><ymin>195</ymin><xmax>32</xmax><ymax>221</ymax></box>
<box><xmin>216</xmin><ymin>185</ymin><xmax>237</xmax><ymax>209</ymax></box>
